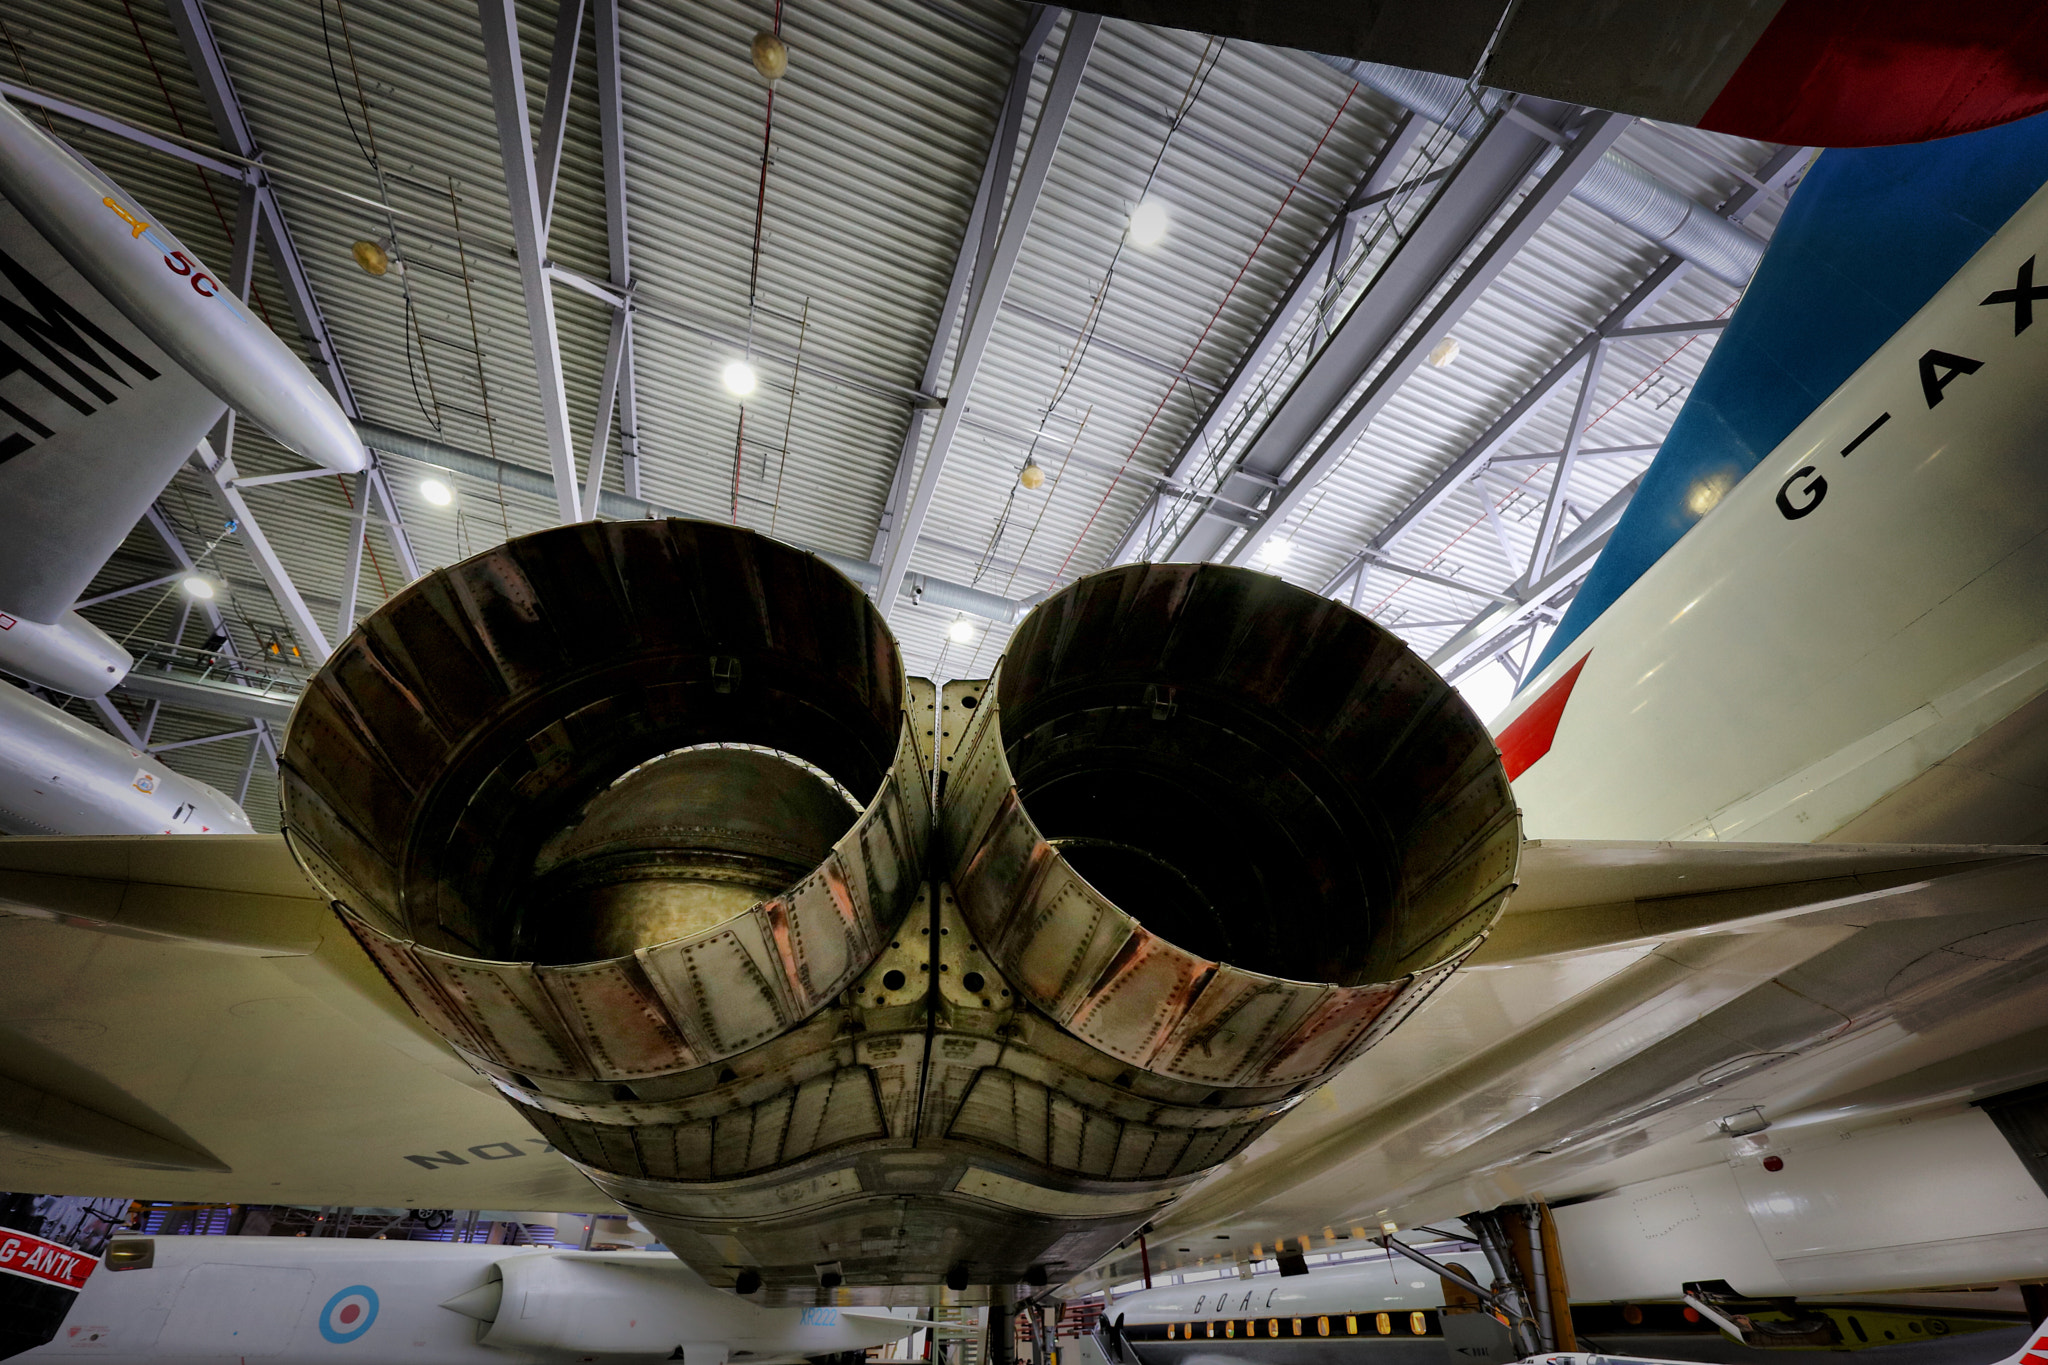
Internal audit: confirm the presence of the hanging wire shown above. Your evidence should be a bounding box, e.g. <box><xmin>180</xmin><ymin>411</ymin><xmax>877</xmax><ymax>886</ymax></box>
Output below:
<box><xmin>445</xmin><ymin>180</ymin><xmax>512</xmax><ymax>541</ymax></box>
<box><xmin>0</xmin><ymin>19</ymin><xmax>57</xmax><ymax>134</ymax></box>
<box><xmin>320</xmin><ymin>0</ymin><xmax>444</xmax><ymax>431</ymax></box>
<box><xmin>742</xmin><ymin>0</ymin><xmax>786</xmax><ymax>349</ymax></box>
<box><xmin>1130</xmin><ymin>67</ymin><xmax>1498</xmax><ymax>564</ymax></box>
<box><xmin>946</xmin><ymin>36</ymin><xmax>1220</xmax><ymax>614</ymax></box>
<box><xmin>1047</xmin><ymin>64</ymin><xmax>1366</xmax><ymax>585</ymax></box>
<box><xmin>770</xmin><ymin>298</ymin><xmax>811</xmax><ymax>536</ymax></box>
<box><xmin>731</xmin><ymin>1</ymin><xmax>787</xmax><ymax>526</ymax></box>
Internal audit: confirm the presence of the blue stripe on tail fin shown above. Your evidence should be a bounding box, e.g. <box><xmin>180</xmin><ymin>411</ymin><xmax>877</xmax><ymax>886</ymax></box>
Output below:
<box><xmin>1527</xmin><ymin>110</ymin><xmax>2048</xmax><ymax>684</ymax></box>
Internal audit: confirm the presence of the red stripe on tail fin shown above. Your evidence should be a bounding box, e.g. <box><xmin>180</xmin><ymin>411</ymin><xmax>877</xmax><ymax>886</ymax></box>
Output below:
<box><xmin>1497</xmin><ymin>654</ymin><xmax>1590</xmax><ymax>781</ymax></box>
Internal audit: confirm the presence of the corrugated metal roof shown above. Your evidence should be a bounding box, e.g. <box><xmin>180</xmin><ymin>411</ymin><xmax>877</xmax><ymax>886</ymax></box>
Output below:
<box><xmin>4</xmin><ymin>0</ymin><xmax>1803</xmax><ymax>825</ymax></box>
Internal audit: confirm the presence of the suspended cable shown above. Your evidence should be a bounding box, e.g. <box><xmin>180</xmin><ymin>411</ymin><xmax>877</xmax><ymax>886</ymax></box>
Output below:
<box><xmin>1048</xmin><ymin>69</ymin><xmax>1358</xmax><ymax>586</ymax></box>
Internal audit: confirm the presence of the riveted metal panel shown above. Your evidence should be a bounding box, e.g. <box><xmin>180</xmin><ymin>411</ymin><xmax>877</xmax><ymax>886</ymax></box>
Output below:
<box><xmin>636</xmin><ymin>925</ymin><xmax>792</xmax><ymax>1059</ymax></box>
<box><xmin>1002</xmin><ymin>851</ymin><xmax>1133</xmax><ymax>1021</ymax></box>
<box><xmin>1256</xmin><ymin>980</ymin><xmax>1406</xmax><ymax>1087</ymax></box>
<box><xmin>410</xmin><ymin>946</ymin><xmax>586</xmax><ymax>1080</ymax></box>
<box><xmin>339</xmin><ymin>911</ymin><xmax>487</xmax><ymax>1056</ymax></box>
<box><xmin>536</xmin><ymin>957</ymin><xmax>696</xmax><ymax>1079</ymax></box>
<box><xmin>1150</xmin><ymin>968</ymin><xmax>1334</xmax><ymax>1087</ymax></box>
<box><xmin>1067</xmin><ymin>931</ymin><xmax>1210</xmax><ymax>1070</ymax></box>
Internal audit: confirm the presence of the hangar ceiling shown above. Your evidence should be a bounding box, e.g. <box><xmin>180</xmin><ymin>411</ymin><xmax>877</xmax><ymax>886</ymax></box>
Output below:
<box><xmin>0</xmin><ymin>0</ymin><xmax>1806</xmax><ymax>830</ymax></box>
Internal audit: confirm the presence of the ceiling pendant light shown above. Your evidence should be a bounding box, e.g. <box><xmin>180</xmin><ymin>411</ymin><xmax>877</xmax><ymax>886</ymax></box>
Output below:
<box><xmin>723</xmin><ymin>359</ymin><xmax>759</xmax><ymax>397</ymax></box>
<box><xmin>751</xmin><ymin>31</ymin><xmax>788</xmax><ymax>82</ymax></box>
<box><xmin>1128</xmin><ymin>199</ymin><xmax>1169</xmax><ymax>247</ymax></box>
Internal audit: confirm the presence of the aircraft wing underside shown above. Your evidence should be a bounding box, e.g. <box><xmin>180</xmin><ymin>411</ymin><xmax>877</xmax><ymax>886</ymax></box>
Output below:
<box><xmin>1060</xmin><ymin>839</ymin><xmax>2048</xmax><ymax>1293</ymax></box>
<box><xmin>0</xmin><ymin>835</ymin><xmax>603</xmax><ymax>1213</ymax></box>
<box><xmin>3</xmin><ymin>835</ymin><xmax>2043</xmax><ymax>1249</ymax></box>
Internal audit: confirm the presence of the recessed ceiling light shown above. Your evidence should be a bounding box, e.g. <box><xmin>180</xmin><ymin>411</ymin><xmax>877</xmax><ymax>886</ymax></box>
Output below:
<box><xmin>723</xmin><ymin>359</ymin><xmax>759</xmax><ymax>397</ymax></box>
<box><xmin>1257</xmin><ymin>539</ymin><xmax>1293</xmax><ymax>567</ymax></box>
<box><xmin>419</xmin><ymin>477</ymin><xmax>453</xmax><ymax>506</ymax></box>
<box><xmin>1128</xmin><ymin>199</ymin><xmax>1169</xmax><ymax>247</ymax></box>
<box><xmin>180</xmin><ymin>576</ymin><xmax>216</xmax><ymax>600</ymax></box>
<box><xmin>947</xmin><ymin>619</ymin><xmax>975</xmax><ymax>643</ymax></box>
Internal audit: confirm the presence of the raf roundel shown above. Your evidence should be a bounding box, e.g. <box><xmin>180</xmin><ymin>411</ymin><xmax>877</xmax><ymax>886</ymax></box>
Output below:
<box><xmin>318</xmin><ymin>1285</ymin><xmax>379</xmax><ymax>1344</ymax></box>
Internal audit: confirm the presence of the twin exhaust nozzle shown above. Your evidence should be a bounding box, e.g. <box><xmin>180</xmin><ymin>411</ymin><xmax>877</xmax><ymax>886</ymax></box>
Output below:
<box><xmin>279</xmin><ymin>520</ymin><xmax>1519</xmax><ymax>1295</ymax></box>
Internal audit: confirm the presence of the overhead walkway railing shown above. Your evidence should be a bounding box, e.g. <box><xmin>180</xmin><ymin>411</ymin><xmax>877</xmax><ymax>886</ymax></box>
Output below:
<box><xmin>117</xmin><ymin>639</ymin><xmax>304</xmax><ymax>726</ymax></box>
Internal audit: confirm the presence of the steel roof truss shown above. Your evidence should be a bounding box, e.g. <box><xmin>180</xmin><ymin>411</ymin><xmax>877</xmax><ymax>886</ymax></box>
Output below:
<box><xmin>1526</xmin><ymin>341</ymin><xmax>1607</xmax><ymax>580</ymax></box>
<box><xmin>1214</xmin><ymin>105</ymin><xmax>1631</xmax><ymax>569</ymax></box>
<box><xmin>592</xmin><ymin>0</ymin><xmax>641</xmax><ymax>498</ymax></box>
<box><xmin>163</xmin><ymin>0</ymin><xmax>421</xmax><ymax>589</ymax></box>
<box><xmin>1105</xmin><ymin>112</ymin><xmax>1428</xmax><ymax>566</ymax></box>
<box><xmin>871</xmin><ymin>6</ymin><xmax>1060</xmax><ymax>565</ymax></box>
<box><xmin>870</xmin><ymin>11</ymin><xmax>1100</xmax><ymax>619</ymax></box>
<box><xmin>478</xmin><ymin>0</ymin><xmax>582</xmax><ymax>524</ymax></box>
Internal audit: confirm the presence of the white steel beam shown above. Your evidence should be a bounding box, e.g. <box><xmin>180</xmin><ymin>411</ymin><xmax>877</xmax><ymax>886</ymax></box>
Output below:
<box><xmin>1487</xmin><ymin>442</ymin><xmax>1657</xmax><ymax>468</ymax></box>
<box><xmin>1426</xmin><ymin>474</ymin><xmax>1642</xmax><ymax>677</ymax></box>
<box><xmin>90</xmin><ymin>696</ymin><xmax>150</xmax><ymax>751</ymax></box>
<box><xmin>479</xmin><ymin>0</ymin><xmax>583</xmax><ymax>523</ymax></box>
<box><xmin>870</xmin><ymin>12</ymin><xmax>1100</xmax><ymax>617</ymax></box>
<box><xmin>583</xmin><ymin>308</ymin><xmax>630</xmax><ymax>515</ymax></box>
<box><xmin>536</xmin><ymin>0</ymin><xmax>587</xmax><ymax>239</ymax></box>
<box><xmin>337</xmin><ymin>469</ymin><xmax>371</xmax><ymax>641</ymax></box>
<box><xmin>871</xmin><ymin>5</ymin><xmax>1060</xmax><ymax>564</ymax></box>
<box><xmin>592</xmin><ymin>0</ymin><xmax>642</xmax><ymax>498</ymax></box>
<box><xmin>195</xmin><ymin>439</ymin><xmax>333</xmax><ymax>661</ymax></box>
<box><xmin>163</xmin><ymin>0</ymin><xmax>421</xmax><ymax>584</ymax></box>
<box><xmin>1526</xmin><ymin>342</ymin><xmax>1607</xmax><ymax>580</ymax></box>
<box><xmin>0</xmin><ymin>77</ymin><xmax>248</xmax><ymax>179</ymax></box>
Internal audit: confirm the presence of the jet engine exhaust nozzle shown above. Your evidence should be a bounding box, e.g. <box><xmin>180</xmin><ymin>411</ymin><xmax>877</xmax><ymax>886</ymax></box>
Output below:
<box><xmin>945</xmin><ymin>562</ymin><xmax>1522</xmax><ymax>1091</ymax></box>
<box><xmin>278</xmin><ymin>519</ymin><xmax>929</xmax><ymax>1092</ymax></box>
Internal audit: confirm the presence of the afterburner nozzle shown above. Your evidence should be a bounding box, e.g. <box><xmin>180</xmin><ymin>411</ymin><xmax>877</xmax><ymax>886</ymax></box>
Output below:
<box><xmin>279</xmin><ymin>519</ymin><xmax>929</xmax><ymax>1085</ymax></box>
<box><xmin>945</xmin><ymin>562</ymin><xmax>1520</xmax><ymax>1092</ymax></box>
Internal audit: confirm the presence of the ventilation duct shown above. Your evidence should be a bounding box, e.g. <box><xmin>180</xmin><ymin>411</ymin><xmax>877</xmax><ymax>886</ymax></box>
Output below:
<box><xmin>1316</xmin><ymin>56</ymin><xmax>1766</xmax><ymax>286</ymax></box>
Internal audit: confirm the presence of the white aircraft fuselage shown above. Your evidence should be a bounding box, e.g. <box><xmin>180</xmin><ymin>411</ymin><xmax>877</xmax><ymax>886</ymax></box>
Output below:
<box><xmin>20</xmin><ymin>1237</ymin><xmax>927</xmax><ymax>1365</ymax></box>
<box><xmin>1500</xmin><ymin>176</ymin><xmax>2048</xmax><ymax>850</ymax></box>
